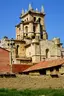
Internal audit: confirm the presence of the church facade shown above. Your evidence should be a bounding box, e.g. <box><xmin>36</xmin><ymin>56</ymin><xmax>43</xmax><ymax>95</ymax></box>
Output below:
<box><xmin>15</xmin><ymin>4</ymin><xmax>64</xmax><ymax>64</ymax></box>
<box><xmin>0</xmin><ymin>4</ymin><xmax>64</xmax><ymax>65</ymax></box>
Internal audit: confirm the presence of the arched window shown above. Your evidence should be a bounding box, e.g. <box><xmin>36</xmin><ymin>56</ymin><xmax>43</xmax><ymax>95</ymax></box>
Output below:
<box><xmin>46</xmin><ymin>49</ymin><xmax>49</xmax><ymax>58</ymax></box>
<box><xmin>34</xmin><ymin>17</ymin><xmax>36</xmax><ymax>22</ymax></box>
<box><xmin>25</xmin><ymin>26</ymin><xmax>28</xmax><ymax>32</ymax></box>
<box><xmin>16</xmin><ymin>45</ymin><xmax>19</xmax><ymax>57</ymax></box>
<box><xmin>27</xmin><ymin>18</ymin><xmax>28</xmax><ymax>21</ymax></box>
<box><xmin>25</xmin><ymin>26</ymin><xmax>28</xmax><ymax>36</ymax></box>
<box><xmin>38</xmin><ymin>18</ymin><xmax>41</xmax><ymax>23</ymax></box>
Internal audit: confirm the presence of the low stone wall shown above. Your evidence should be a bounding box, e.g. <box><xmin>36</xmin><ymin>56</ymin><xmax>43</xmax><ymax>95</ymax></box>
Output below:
<box><xmin>0</xmin><ymin>75</ymin><xmax>64</xmax><ymax>89</ymax></box>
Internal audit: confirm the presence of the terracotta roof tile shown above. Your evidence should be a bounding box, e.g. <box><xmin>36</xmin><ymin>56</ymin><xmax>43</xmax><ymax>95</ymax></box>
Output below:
<box><xmin>23</xmin><ymin>58</ymin><xmax>64</xmax><ymax>72</ymax></box>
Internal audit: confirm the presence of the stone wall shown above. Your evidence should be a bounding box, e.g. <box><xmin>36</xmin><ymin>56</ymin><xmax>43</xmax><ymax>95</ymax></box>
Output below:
<box><xmin>40</xmin><ymin>40</ymin><xmax>61</xmax><ymax>60</ymax></box>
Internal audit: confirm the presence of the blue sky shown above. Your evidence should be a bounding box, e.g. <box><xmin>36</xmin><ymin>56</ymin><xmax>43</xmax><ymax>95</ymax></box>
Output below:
<box><xmin>0</xmin><ymin>0</ymin><xmax>64</xmax><ymax>45</ymax></box>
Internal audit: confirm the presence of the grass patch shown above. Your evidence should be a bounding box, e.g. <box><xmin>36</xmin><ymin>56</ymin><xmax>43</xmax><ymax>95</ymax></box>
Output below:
<box><xmin>0</xmin><ymin>88</ymin><xmax>64</xmax><ymax>96</ymax></box>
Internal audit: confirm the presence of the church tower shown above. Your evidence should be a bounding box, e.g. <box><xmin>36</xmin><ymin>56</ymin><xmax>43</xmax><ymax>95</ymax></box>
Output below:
<box><xmin>15</xmin><ymin>4</ymin><xmax>48</xmax><ymax>40</ymax></box>
<box><xmin>10</xmin><ymin>4</ymin><xmax>64</xmax><ymax>64</ymax></box>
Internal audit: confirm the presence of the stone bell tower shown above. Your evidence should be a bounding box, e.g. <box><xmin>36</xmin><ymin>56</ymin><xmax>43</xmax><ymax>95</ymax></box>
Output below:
<box><xmin>15</xmin><ymin>4</ymin><xmax>48</xmax><ymax>40</ymax></box>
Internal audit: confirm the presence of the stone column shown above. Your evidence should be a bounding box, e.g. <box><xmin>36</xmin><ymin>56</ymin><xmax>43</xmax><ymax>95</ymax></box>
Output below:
<box><xmin>16</xmin><ymin>27</ymin><xmax>20</xmax><ymax>40</ymax></box>
<box><xmin>36</xmin><ymin>23</ymin><xmax>40</xmax><ymax>38</ymax></box>
<box><xmin>20</xmin><ymin>23</ymin><xmax>24</xmax><ymax>39</ymax></box>
<box><xmin>28</xmin><ymin>23</ymin><xmax>34</xmax><ymax>38</ymax></box>
<box><xmin>31</xmin><ymin>39</ymin><xmax>40</xmax><ymax>63</ymax></box>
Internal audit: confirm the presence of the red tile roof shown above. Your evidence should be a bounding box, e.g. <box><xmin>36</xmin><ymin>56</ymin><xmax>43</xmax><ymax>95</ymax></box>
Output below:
<box><xmin>23</xmin><ymin>58</ymin><xmax>64</xmax><ymax>72</ymax></box>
